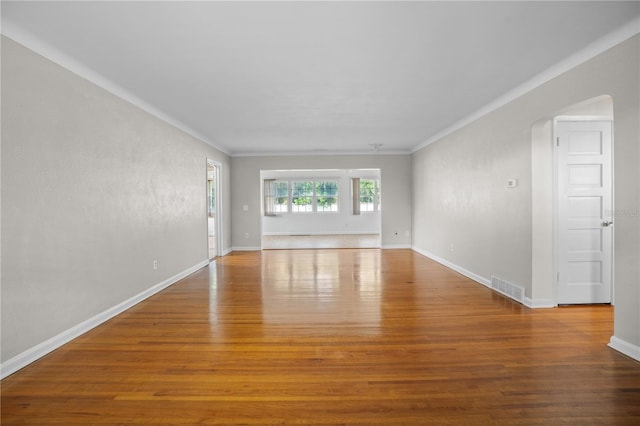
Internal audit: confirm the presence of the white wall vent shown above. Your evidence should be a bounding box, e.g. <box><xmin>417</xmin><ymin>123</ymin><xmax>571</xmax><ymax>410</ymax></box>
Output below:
<box><xmin>490</xmin><ymin>276</ymin><xmax>525</xmax><ymax>305</ymax></box>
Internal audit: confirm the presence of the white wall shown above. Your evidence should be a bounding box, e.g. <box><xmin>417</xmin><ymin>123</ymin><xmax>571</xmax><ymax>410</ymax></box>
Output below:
<box><xmin>231</xmin><ymin>155</ymin><xmax>411</xmax><ymax>250</ymax></box>
<box><xmin>412</xmin><ymin>35</ymin><xmax>640</xmax><ymax>358</ymax></box>
<box><xmin>1</xmin><ymin>37</ymin><xmax>231</xmax><ymax>367</ymax></box>
<box><xmin>261</xmin><ymin>169</ymin><xmax>381</xmax><ymax>236</ymax></box>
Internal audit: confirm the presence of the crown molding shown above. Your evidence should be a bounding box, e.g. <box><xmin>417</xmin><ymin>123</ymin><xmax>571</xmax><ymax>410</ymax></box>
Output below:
<box><xmin>1</xmin><ymin>22</ymin><xmax>232</xmax><ymax>156</ymax></box>
<box><xmin>1</xmin><ymin>22</ymin><xmax>409</xmax><ymax>159</ymax></box>
<box><xmin>411</xmin><ymin>16</ymin><xmax>640</xmax><ymax>154</ymax></box>
<box><xmin>231</xmin><ymin>149</ymin><xmax>411</xmax><ymax>158</ymax></box>
<box><xmin>4</xmin><ymin>11</ymin><xmax>637</xmax><ymax>159</ymax></box>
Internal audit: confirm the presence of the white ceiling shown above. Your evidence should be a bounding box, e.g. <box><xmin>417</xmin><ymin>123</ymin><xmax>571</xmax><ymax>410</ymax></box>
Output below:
<box><xmin>2</xmin><ymin>1</ymin><xmax>639</xmax><ymax>156</ymax></box>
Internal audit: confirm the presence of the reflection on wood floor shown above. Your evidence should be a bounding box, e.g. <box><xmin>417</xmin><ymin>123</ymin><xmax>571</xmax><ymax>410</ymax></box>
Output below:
<box><xmin>2</xmin><ymin>249</ymin><xmax>639</xmax><ymax>425</ymax></box>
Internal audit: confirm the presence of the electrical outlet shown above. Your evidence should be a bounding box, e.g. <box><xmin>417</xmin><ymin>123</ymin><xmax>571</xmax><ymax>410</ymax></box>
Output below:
<box><xmin>244</xmin><ymin>233</ymin><xmax>249</xmax><ymax>239</ymax></box>
<box><xmin>153</xmin><ymin>260</ymin><xmax>158</xmax><ymax>270</ymax></box>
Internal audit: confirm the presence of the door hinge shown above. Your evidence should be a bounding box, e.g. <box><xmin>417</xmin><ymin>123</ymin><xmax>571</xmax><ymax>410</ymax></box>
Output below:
<box><xmin>557</xmin><ymin>272</ymin><xmax>560</xmax><ymax>282</ymax></box>
<box><xmin>556</xmin><ymin>137</ymin><xmax>560</xmax><ymax>147</ymax></box>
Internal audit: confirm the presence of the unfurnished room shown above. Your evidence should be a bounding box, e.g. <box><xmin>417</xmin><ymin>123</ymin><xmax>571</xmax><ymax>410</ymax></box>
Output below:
<box><xmin>1</xmin><ymin>1</ymin><xmax>639</xmax><ymax>424</ymax></box>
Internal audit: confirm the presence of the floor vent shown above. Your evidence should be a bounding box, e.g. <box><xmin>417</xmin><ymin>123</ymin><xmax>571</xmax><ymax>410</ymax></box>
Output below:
<box><xmin>490</xmin><ymin>276</ymin><xmax>525</xmax><ymax>305</ymax></box>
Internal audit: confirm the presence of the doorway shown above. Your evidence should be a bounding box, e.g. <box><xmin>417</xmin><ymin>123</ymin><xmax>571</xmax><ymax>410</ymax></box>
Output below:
<box><xmin>207</xmin><ymin>160</ymin><xmax>221</xmax><ymax>260</ymax></box>
<box><xmin>555</xmin><ymin>119</ymin><xmax>613</xmax><ymax>304</ymax></box>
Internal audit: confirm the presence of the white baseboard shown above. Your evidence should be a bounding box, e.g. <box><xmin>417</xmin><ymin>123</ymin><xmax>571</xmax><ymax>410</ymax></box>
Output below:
<box><xmin>0</xmin><ymin>260</ymin><xmax>209</xmax><ymax>380</ymax></box>
<box><xmin>608</xmin><ymin>336</ymin><xmax>640</xmax><ymax>362</ymax></box>
<box><xmin>412</xmin><ymin>246</ymin><xmax>491</xmax><ymax>287</ymax></box>
<box><xmin>263</xmin><ymin>232</ymin><xmax>379</xmax><ymax>236</ymax></box>
<box><xmin>221</xmin><ymin>248</ymin><xmax>233</xmax><ymax>256</ymax></box>
<box><xmin>412</xmin><ymin>247</ymin><xmax>558</xmax><ymax>309</ymax></box>
<box><xmin>524</xmin><ymin>297</ymin><xmax>556</xmax><ymax>308</ymax></box>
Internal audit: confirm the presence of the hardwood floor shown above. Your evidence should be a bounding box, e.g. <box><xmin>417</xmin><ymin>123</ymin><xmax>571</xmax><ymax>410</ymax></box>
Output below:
<box><xmin>2</xmin><ymin>249</ymin><xmax>639</xmax><ymax>424</ymax></box>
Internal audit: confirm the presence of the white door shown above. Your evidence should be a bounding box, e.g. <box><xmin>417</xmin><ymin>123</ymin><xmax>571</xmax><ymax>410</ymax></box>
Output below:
<box><xmin>556</xmin><ymin>120</ymin><xmax>612</xmax><ymax>304</ymax></box>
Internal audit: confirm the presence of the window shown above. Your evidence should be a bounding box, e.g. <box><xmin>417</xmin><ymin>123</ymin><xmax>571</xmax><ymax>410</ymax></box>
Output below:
<box><xmin>264</xmin><ymin>178</ymin><xmax>341</xmax><ymax>215</ymax></box>
<box><xmin>315</xmin><ymin>180</ymin><xmax>338</xmax><ymax>212</ymax></box>
<box><xmin>360</xmin><ymin>179</ymin><xmax>380</xmax><ymax>212</ymax></box>
<box><xmin>291</xmin><ymin>181</ymin><xmax>313</xmax><ymax>213</ymax></box>
<box><xmin>264</xmin><ymin>180</ymin><xmax>289</xmax><ymax>215</ymax></box>
<box><xmin>272</xmin><ymin>181</ymin><xmax>289</xmax><ymax>213</ymax></box>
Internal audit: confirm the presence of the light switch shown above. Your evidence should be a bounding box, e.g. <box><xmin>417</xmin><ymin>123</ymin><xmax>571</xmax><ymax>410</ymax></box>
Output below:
<box><xmin>242</xmin><ymin>205</ymin><xmax>249</xmax><ymax>211</ymax></box>
<box><xmin>507</xmin><ymin>179</ymin><xmax>518</xmax><ymax>188</ymax></box>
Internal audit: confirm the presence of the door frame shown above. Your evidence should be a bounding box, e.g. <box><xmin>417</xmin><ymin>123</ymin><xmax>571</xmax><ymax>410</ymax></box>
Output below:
<box><xmin>207</xmin><ymin>159</ymin><xmax>223</xmax><ymax>260</ymax></box>
<box><xmin>552</xmin><ymin>116</ymin><xmax>614</xmax><ymax>305</ymax></box>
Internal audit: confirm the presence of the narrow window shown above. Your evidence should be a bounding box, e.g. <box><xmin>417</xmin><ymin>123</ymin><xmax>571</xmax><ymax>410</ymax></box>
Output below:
<box><xmin>273</xmin><ymin>181</ymin><xmax>289</xmax><ymax>213</ymax></box>
<box><xmin>264</xmin><ymin>179</ymin><xmax>289</xmax><ymax>215</ymax></box>
<box><xmin>359</xmin><ymin>179</ymin><xmax>379</xmax><ymax>212</ymax></box>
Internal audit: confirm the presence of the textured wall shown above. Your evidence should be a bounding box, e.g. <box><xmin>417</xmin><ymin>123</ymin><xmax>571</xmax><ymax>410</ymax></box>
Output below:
<box><xmin>1</xmin><ymin>37</ymin><xmax>231</xmax><ymax>362</ymax></box>
<box><xmin>231</xmin><ymin>155</ymin><xmax>412</xmax><ymax>249</ymax></box>
<box><xmin>412</xmin><ymin>35</ymin><xmax>639</xmax><ymax>348</ymax></box>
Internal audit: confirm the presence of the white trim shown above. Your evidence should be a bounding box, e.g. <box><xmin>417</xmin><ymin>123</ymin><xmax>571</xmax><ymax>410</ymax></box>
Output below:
<box><xmin>608</xmin><ymin>336</ymin><xmax>640</xmax><ymax>362</ymax></box>
<box><xmin>412</xmin><ymin>17</ymin><xmax>640</xmax><ymax>153</ymax></box>
<box><xmin>0</xmin><ymin>27</ymin><xmax>230</xmax><ymax>156</ymax></box>
<box><xmin>554</xmin><ymin>115</ymin><xmax>613</xmax><ymax>123</ymax></box>
<box><xmin>414</xmin><ymin>248</ymin><xmax>559</xmax><ymax>309</ymax></box>
<box><xmin>206</xmin><ymin>159</ymin><xmax>224</xmax><ymax>260</ymax></box>
<box><xmin>524</xmin><ymin>297</ymin><xmax>556</xmax><ymax>309</ymax></box>
<box><xmin>3</xmin><ymin>14</ymin><xmax>637</xmax><ymax>158</ymax></box>
<box><xmin>221</xmin><ymin>248</ymin><xmax>233</xmax><ymax>256</ymax></box>
<box><xmin>553</xmin><ymin>116</ymin><xmax>616</xmax><ymax>306</ymax></box>
<box><xmin>233</xmin><ymin>150</ymin><xmax>410</xmax><ymax>158</ymax></box>
<box><xmin>0</xmin><ymin>260</ymin><xmax>209</xmax><ymax>380</ymax></box>
<box><xmin>412</xmin><ymin>247</ymin><xmax>491</xmax><ymax>288</ymax></box>
<box><xmin>552</xmin><ymin>119</ymin><xmax>561</xmax><ymax>306</ymax></box>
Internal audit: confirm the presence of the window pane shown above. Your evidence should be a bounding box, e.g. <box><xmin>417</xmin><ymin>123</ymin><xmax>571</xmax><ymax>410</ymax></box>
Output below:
<box><xmin>315</xmin><ymin>181</ymin><xmax>338</xmax><ymax>197</ymax></box>
<box><xmin>292</xmin><ymin>181</ymin><xmax>313</xmax><ymax>212</ymax></box>
<box><xmin>360</xmin><ymin>179</ymin><xmax>376</xmax><ymax>212</ymax></box>
<box><xmin>273</xmin><ymin>181</ymin><xmax>289</xmax><ymax>213</ymax></box>
<box><xmin>291</xmin><ymin>181</ymin><xmax>313</xmax><ymax>197</ymax></box>
<box><xmin>292</xmin><ymin>201</ymin><xmax>313</xmax><ymax>212</ymax></box>
<box><xmin>316</xmin><ymin>181</ymin><xmax>338</xmax><ymax>212</ymax></box>
<box><xmin>264</xmin><ymin>179</ymin><xmax>288</xmax><ymax>215</ymax></box>
<box><xmin>317</xmin><ymin>196</ymin><xmax>338</xmax><ymax>212</ymax></box>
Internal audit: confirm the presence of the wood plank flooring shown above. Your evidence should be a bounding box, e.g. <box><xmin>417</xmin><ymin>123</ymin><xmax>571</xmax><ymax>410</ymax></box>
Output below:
<box><xmin>2</xmin><ymin>249</ymin><xmax>639</xmax><ymax>424</ymax></box>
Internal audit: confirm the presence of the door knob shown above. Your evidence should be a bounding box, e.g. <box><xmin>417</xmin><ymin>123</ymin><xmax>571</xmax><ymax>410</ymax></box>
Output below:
<box><xmin>602</xmin><ymin>220</ymin><xmax>613</xmax><ymax>227</ymax></box>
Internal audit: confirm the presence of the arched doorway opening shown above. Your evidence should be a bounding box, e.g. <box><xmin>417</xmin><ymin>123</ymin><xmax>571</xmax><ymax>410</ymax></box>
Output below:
<box><xmin>531</xmin><ymin>95</ymin><xmax>614</xmax><ymax>306</ymax></box>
